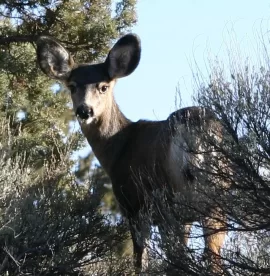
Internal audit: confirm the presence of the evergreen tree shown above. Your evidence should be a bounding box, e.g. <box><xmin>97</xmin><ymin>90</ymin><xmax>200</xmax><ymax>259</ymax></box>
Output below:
<box><xmin>0</xmin><ymin>0</ymin><xmax>137</xmax><ymax>168</ymax></box>
<box><xmin>0</xmin><ymin>0</ymin><xmax>136</xmax><ymax>212</ymax></box>
<box><xmin>0</xmin><ymin>0</ymin><xmax>137</xmax><ymax>274</ymax></box>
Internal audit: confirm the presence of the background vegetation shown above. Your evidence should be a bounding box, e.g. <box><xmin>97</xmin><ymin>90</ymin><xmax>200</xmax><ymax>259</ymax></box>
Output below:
<box><xmin>0</xmin><ymin>1</ymin><xmax>269</xmax><ymax>275</ymax></box>
<box><xmin>0</xmin><ymin>1</ymin><xmax>135</xmax><ymax>274</ymax></box>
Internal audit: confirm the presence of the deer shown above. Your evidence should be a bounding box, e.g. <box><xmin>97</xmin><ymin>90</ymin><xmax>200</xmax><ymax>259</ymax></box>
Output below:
<box><xmin>36</xmin><ymin>34</ymin><xmax>228</xmax><ymax>274</ymax></box>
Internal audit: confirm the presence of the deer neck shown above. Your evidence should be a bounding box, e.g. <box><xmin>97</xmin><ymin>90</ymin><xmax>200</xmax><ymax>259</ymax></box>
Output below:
<box><xmin>81</xmin><ymin>96</ymin><xmax>131</xmax><ymax>174</ymax></box>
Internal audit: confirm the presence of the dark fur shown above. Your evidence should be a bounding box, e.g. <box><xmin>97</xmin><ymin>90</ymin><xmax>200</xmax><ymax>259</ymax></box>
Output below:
<box><xmin>36</xmin><ymin>34</ymin><xmax>227</xmax><ymax>274</ymax></box>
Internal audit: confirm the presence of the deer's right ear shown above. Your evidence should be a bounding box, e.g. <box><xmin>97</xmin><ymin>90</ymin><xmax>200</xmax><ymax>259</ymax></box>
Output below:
<box><xmin>105</xmin><ymin>34</ymin><xmax>141</xmax><ymax>79</ymax></box>
<box><xmin>36</xmin><ymin>36</ymin><xmax>74</xmax><ymax>80</ymax></box>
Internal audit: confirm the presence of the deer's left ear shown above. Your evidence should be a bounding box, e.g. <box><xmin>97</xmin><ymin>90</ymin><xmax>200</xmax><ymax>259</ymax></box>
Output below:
<box><xmin>36</xmin><ymin>36</ymin><xmax>74</xmax><ymax>80</ymax></box>
<box><xmin>105</xmin><ymin>34</ymin><xmax>141</xmax><ymax>79</ymax></box>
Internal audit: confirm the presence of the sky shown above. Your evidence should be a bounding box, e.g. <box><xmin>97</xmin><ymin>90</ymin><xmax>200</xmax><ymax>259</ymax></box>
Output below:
<box><xmin>72</xmin><ymin>0</ymin><xmax>270</xmax><ymax>248</ymax></box>
<box><xmin>76</xmin><ymin>0</ymin><xmax>270</xmax><ymax>157</ymax></box>
<box><xmin>114</xmin><ymin>0</ymin><xmax>270</xmax><ymax>122</ymax></box>
<box><xmin>108</xmin><ymin>0</ymin><xmax>270</xmax><ymax>247</ymax></box>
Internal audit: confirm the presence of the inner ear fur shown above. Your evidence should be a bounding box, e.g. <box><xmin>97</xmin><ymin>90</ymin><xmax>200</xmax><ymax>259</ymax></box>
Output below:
<box><xmin>36</xmin><ymin>36</ymin><xmax>74</xmax><ymax>80</ymax></box>
<box><xmin>105</xmin><ymin>34</ymin><xmax>141</xmax><ymax>79</ymax></box>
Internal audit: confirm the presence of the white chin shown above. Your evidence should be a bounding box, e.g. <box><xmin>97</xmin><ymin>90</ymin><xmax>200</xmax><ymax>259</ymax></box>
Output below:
<box><xmin>78</xmin><ymin>117</ymin><xmax>95</xmax><ymax>125</ymax></box>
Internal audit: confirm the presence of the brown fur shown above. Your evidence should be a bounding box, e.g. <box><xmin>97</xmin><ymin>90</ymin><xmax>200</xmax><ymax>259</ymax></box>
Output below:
<box><xmin>36</xmin><ymin>34</ymin><xmax>227</xmax><ymax>274</ymax></box>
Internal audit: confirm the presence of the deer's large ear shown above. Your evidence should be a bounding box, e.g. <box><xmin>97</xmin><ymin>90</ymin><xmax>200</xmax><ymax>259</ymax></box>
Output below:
<box><xmin>105</xmin><ymin>34</ymin><xmax>141</xmax><ymax>79</ymax></box>
<box><xmin>36</xmin><ymin>36</ymin><xmax>74</xmax><ymax>80</ymax></box>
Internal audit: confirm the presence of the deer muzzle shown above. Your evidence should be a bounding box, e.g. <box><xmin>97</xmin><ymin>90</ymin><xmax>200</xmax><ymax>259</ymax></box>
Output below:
<box><xmin>76</xmin><ymin>104</ymin><xmax>94</xmax><ymax>121</ymax></box>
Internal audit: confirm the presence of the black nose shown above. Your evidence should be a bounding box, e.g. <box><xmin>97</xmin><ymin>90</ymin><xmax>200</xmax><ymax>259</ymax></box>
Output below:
<box><xmin>76</xmin><ymin>104</ymin><xmax>93</xmax><ymax>120</ymax></box>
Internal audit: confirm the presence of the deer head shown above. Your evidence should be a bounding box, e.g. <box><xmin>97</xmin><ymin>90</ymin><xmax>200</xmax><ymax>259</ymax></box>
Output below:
<box><xmin>36</xmin><ymin>34</ymin><xmax>141</xmax><ymax>126</ymax></box>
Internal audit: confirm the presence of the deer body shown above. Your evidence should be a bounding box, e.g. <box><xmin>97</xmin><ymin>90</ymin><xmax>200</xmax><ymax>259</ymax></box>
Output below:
<box><xmin>36</xmin><ymin>34</ymin><xmax>227</xmax><ymax>274</ymax></box>
<box><xmin>82</xmin><ymin>107</ymin><xmax>197</xmax><ymax>218</ymax></box>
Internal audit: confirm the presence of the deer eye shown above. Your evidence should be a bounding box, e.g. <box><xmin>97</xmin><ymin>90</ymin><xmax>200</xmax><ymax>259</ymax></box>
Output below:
<box><xmin>98</xmin><ymin>85</ymin><xmax>109</xmax><ymax>93</ymax></box>
<box><xmin>67</xmin><ymin>83</ymin><xmax>77</xmax><ymax>94</ymax></box>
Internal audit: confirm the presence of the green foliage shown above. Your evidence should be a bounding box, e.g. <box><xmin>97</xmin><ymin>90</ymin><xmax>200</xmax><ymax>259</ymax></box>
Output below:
<box><xmin>0</xmin><ymin>0</ymin><xmax>138</xmax><ymax>273</ymax></box>
<box><xmin>0</xmin><ymin>0</ymin><xmax>137</xmax><ymax>167</ymax></box>
<box><xmin>0</xmin><ymin>0</ymin><xmax>136</xmax><ymax>211</ymax></box>
<box><xmin>0</xmin><ymin>118</ymin><xmax>132</xmax><ymax>275</ymax></box>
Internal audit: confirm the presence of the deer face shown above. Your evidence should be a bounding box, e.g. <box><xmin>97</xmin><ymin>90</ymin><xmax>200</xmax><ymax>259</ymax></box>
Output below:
<box><xmin>36</xmin><ymin>34</ymin><xmax>141</xmax><ymax>125</ymax></box>
<box><xmin>66</xmin><ymin>64</ymin><xmax>116</xmax><ymax>125</ymax></box>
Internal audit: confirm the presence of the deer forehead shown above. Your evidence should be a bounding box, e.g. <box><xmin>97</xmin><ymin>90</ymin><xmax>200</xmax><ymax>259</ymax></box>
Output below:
<box><xmin>67</xmin><ymin>63</ymin><xmax>111</xmax><ymax>85</ymax></box>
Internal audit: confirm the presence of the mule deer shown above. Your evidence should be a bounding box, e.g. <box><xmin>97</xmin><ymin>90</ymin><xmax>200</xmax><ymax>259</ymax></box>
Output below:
<box><xmin>36</xmin><ymin>34</ymin><xmax>228</xmax><ymax>274</ymax></box>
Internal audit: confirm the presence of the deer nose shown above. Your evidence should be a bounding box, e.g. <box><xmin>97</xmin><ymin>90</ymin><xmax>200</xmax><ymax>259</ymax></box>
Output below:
<box><xmin>76</xmin><ymin>104</ymin><xmax>93</xmax><ymax>120</ymax></box>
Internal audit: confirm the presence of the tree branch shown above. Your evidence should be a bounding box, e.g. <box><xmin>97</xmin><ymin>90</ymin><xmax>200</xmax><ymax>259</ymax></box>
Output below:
<box><xmin>0</xmin><ymin>35</ymin><xmax>38</xmax><ymax>45</ymax></box>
